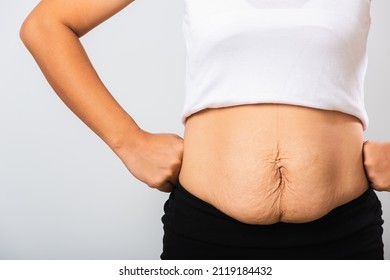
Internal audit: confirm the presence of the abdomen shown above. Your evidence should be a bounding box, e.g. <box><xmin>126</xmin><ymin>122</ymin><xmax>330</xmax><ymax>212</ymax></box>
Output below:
<box><xmin>178</xmin><ymin>103</ymin><xmax>369</xmax><ymax>224</ymax></box>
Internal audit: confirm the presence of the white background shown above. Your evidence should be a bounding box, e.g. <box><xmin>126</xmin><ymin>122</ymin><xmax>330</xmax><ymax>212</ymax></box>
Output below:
<box><xmin>0</xmin><ymin>0</ymin><xmax>389</xmax><ymax>259</ymax></box>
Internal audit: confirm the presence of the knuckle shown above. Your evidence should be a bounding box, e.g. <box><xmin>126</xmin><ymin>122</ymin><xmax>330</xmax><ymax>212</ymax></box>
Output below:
<box><xmin>165</xmin><ymin>168</ymin><xmax>174</xmax><ymax>178</ymax></box>
<box><xmin>371</xmin><ymin>179</ymin><xmax>388</xmax><ymax>191</ymax></box>
<box><xmin>147</xmin><ymin>181</ymin><xmax>158</xmax><ymax>189</ymax></box>
<box><xmin>149</xmin><ymin>176</ymin><xmax>164</xmax><ymax>189</ymax></box>
<box><xmin>377</xmin><ymin>181</ymin><xmax>388</xmax><ymax>190</ymax></box>
<box><xmin>373</xmin><ymin>185</ymin><xmax>385</xmax><ymax>192</ymax></box>
<box><xmin>172</xmin><ymin>157</ymin><xmax>182</xmax><ymax>167</ymax></box>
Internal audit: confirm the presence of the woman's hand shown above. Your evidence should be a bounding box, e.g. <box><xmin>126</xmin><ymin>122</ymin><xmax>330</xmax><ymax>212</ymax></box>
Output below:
<box><xmin>363</xmin><ymin>140</ymin><xmax>390</xmax><ymax>192</ymax></box>
<box><xmin>115</xmin><ymin>129</ymin><xmax>184</xmax><ymax>193</ymax></box>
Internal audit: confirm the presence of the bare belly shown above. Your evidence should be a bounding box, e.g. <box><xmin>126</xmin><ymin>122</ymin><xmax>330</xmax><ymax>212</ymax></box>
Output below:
<box><xmin>178</xmin><ymin>103</ymin><xmax>369</xmax><ymax>225</ymax></box>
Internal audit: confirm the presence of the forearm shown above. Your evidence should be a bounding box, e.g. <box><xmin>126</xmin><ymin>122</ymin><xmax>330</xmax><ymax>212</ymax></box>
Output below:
<box><xmin>20</xmin><ymin>14</ymin><xmax>140</xmax><ymax>152</ymax></box>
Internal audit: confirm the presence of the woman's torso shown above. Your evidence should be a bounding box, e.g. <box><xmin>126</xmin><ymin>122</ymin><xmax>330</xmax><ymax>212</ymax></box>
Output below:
<box><xmin>178</xmin><ymin>104</ymin><xmax>369</xmax><ymax>224</ymax></box>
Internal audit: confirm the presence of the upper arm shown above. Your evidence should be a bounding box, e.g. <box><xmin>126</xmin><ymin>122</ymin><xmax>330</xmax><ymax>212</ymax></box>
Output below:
<box><xmin>21</xmin><ymin>0</ymin><xmax>136</xmax><ymax>38</ymax></box>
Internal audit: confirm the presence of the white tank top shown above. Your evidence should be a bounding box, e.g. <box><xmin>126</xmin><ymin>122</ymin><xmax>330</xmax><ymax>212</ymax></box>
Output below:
<box><xmin>180</xmin><ymin>0</ymin><xmax>371</xmax><ymax>130</ymax></box>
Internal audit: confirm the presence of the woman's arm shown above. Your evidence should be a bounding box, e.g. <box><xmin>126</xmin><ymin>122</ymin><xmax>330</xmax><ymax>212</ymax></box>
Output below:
<box><xmin>20</xmin><ymin>0</ymin><xmax>183</xmax><ymax>192</ymax></box>
<box><xmin>20</xmin><ymin>0</ymin><xmax>139</xmax><ymax>151</ymax></box>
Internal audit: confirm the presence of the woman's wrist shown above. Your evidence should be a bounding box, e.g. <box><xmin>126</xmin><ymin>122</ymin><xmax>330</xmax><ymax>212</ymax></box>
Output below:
<box><xmin>108</xmin><ymin>121</ymin><xmax>145</xmax><ymax>157</ymax></box>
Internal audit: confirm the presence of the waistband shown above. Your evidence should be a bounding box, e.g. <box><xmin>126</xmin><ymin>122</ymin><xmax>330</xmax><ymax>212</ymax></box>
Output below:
<box><xmin>165</xmin><ymin>180</ymin><xmax>383</xmax><ymax>249</ymax></box>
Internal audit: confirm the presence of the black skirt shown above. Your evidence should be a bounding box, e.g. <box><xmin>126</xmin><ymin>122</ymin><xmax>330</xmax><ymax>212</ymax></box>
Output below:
<box><xmin>161</xmin><ymin>181</ymin><xmax>384</xmax><ymax>260</ymax></box>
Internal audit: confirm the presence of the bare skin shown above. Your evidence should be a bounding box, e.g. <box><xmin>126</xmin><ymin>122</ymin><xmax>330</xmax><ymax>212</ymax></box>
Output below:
<box><xmin>363</xmin><ymin>140</ymin><xmax>390</xmax><ymax>192</ymax></box>
<box><xmin>20</xmin><ymin>0</ymin><xmax>183</xmax><ymax>192</ymax></box>
<box><xmin>179</xmin><ymin>104</ymin><xmax>370</xmax><ymax>224</ymax></box>
<box><xmin>20</xmin><ymin>0</ymin><xmax>387</xmax><ymax>225</ymax></box>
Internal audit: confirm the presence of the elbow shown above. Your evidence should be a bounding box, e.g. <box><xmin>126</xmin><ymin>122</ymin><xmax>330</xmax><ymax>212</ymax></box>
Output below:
<box><xmin>19</xmin><ymin>13</ymin><xmax>49</xmax><ymax>50</ymax></box>
<box><xmin>19</xmin><ymin>15</ymin><xmax>35</xmax><ymax>48</ymax></box>
<box><xmin>19</xmin><ymin>12</ymin><xmax>75</xmax><ymax>50</ymax></box>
